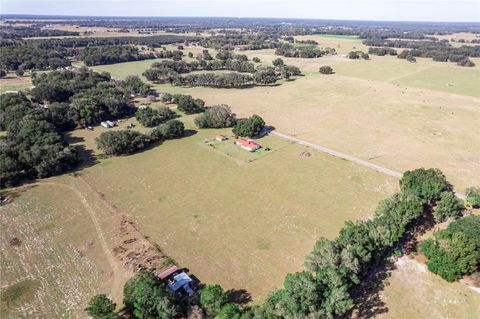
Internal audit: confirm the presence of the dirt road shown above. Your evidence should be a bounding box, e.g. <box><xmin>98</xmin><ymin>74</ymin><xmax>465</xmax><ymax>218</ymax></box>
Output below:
<box><xmin>270</xmin><ymin>130</ymin><xmax>403</xmax><ymax>178</ymax></box>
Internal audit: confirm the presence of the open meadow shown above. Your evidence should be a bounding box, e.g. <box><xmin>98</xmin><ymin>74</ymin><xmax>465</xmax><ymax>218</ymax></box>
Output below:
<box><xmin>0</xmin><ymin>178</ymin><xmax>131</xmax><ymax>318</ymax></box>
<box><xmin>93</xmin><ymin>40</ymin><xmax>479</xmax><ymax>191</ymax></box>
<box><xmin>65</xmin><ymin>113</ymin><xmax>398</xmax><ymax>299</ymax></box>
<box><xmin>2</xmin><ymin>19</ymin><xmax>480</xmax><ymax>318</ymax></box>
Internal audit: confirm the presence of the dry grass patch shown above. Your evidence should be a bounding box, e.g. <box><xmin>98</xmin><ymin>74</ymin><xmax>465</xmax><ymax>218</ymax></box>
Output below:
<box><xmin>0</xmin><ymin>182</ymin><xmax>118</xmax><ymax>318</ymax></box>
<box><xmin>379</xmin><ymin>257</ymin><xmax>480</xmax><ymax>319</ymax></box>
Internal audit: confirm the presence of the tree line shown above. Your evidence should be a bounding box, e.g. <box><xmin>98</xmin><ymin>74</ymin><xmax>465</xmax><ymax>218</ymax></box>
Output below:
<box><xmin>0</xmin><ymin>45</ymin><xmax>71</xmax><ymax>71</ymax></box>
<box><xmin>363</xmin><ymin>38</ymin><xmax>479</xmax><ymax>66</ymax></box>
<box><xmin>275</xmin><ymin>43</ymin><xmax>326</xmax><ymax>58</ymax></box>
<box><xmin>78</xmin><ymin>45</ymin><xmax>157</xmax><ymax>66</ymax></box>
<box><xmin>0</xmin><ymin>25</ymin><xmax>80</xmax><ymax>38</ymax></box>
<box><xmin>144</xmin><ymin>55</ymin><xmax>301</xmax><ymax>88</ymax></box>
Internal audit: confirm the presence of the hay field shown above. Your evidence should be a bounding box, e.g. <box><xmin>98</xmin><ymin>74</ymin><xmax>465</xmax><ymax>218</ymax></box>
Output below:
<box><xmin>0</xmin><ymin>178</ymin><xmax>131</xmax><ymax>318</ymax></box>
<box><xmin>67</xmin><ymin>114</ymin><xmax>397</xmax><ymax>299</ymax></box>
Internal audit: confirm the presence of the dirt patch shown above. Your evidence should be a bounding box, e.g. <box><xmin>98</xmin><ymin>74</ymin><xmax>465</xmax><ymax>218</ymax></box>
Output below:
<box><xmin>0</xmin><ymin>279</ymin><xmax>41</xmax><ymax>313</ymax></box>
<box><xmin>9</xmin><ymin>237</ymin><xmax>22</xmax><ymax>247</ymax></box>
<box><xmin>113</xmin><ymin>215</ymin><xmax>174</xmax><ymax>272</ymax></box>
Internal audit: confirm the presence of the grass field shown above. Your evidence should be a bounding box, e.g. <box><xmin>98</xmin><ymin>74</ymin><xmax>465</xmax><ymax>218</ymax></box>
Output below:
<box><xmin>66</xmin><ymin>114</ymin><xmax>397</xmax><ymax>299</ymax></box>
<box><xmin>314</xmin><ymin>34</ymin><xmax>361</xmax><ymax>40</ymax></box>
<box><xmin>379</xmin><ymin>257</ymin><xmax>480</xmax><ymax>319</ymax></box>
<box><xmin>0</xmin><ymin>75</ymin><xmax>32</xmax><ymax>94</ymax></box>
<box><xmin>0</xmin><ymin>180</ymin><xmax>129</xmax><ymax>318</ymax></box>
<box><xmin>92</xmin><ymin>45</ymin><xmax>480</xmax><ymax>191</ymax></box>
<box><xmin>3</xmin><ymin>32</ymin><xmax>479</xmax><ymax>317</ymax></box>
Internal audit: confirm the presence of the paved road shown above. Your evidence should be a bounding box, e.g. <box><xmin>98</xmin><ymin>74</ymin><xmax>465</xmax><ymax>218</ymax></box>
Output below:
<box><xmin>271</xmin><ymin>130</ymin><xmax>403</xmax><ymax>178</ymax></box>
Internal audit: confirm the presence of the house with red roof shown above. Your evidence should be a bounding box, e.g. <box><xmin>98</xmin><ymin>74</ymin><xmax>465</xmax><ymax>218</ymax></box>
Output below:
<box><xmin>235</xmin><ymin>138</ymin><xmax>261</xmax><ymax>152</ymax></box>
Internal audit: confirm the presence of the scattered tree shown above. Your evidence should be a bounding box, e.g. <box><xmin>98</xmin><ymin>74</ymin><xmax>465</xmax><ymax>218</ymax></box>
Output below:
<box><xmin>173</xmin><ymin>94</ymin><xmax>204</xmax><ymax>114</ymax></box>
<box><xmin>85</xmin><ymin>294</ymin><xmax>118</xmax><ymax>319</ymax></box>
<box><xmin>136</xmin><ymin>106</ymin><xmax>175</xmax><ymax>127</ymax></box>
<box><xmin>319</xmin><ymin>66</ymin><xmax>334</xmax><ymax>74</ymax></box>
<box><xmin>194</xmin><ymin>104</ymin><xmax>236</xmax><ymax>128</ymax></box>
<box><xmin>96</xmin><ymin>130</ymin><xmax>151</xmax><ymax>155</ymax></box>
<box><xmin>150</xmin><ymin>119</ymin><xmax>185</xmax><ymax>140</ymax></box>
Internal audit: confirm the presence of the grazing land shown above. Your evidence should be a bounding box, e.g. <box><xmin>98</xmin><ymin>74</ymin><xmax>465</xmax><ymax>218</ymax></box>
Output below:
<box><xmin>0</xmin><ymin>180</ymin><xmax>124</xmax><ymax>318</ymax></box>
<box><xmin>1</xmin><ymin>15</ymin><xmax>479</xmax><ymax>319</ymax></box>
<box><xmin>103</xmin><ymin>46</ymin><xmax>479</xmax><ymax>191</ymax></box>
<box><xmin>66</xmin><ymin>114</ymin><xmax>398</xmax><ymax>299</ymax></box>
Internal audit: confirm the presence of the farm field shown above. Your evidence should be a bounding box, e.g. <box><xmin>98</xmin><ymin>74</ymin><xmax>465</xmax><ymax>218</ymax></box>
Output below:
<box><xmin>0</xmin><ymin>178</ymin><xmax>130</xmax><ymax>318</ymax></box>
<box><xmin>66</xmin><ymin>114</ymin><xmax>398</xmax><ymax>299</ymax></box>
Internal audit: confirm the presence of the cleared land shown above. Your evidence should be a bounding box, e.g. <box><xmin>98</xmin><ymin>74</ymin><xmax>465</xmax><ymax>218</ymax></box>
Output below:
<box><xmin>379</xmin><ymin>257</ymin><xmax>480</xmax><ymax>319</ymax></box>
<box><xmin>91</xmin><ymin>40</ymin><xmax>480</xmax><ymax>206</ymax></box>
<box><xmin>66</xmin><ymin>114</ymin><xmax>397</xmax><ymax>299</ymax></box>
<box><xmin>0</xmin><ymin>179</ymin><xmax>127</xmax><ymax>318</ymax></box>
<box><xmin>4</xmin><ymin>31</ymin><xmax>479</xmax><ymax>318</ymax></box>
<box><xmin>0</xmin><ymin>75</ymin><xmax>32</xmax><ymax>94</ymax></box>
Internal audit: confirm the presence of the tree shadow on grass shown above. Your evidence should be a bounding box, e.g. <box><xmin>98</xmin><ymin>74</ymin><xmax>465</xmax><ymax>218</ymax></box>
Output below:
<box><xmin>183</xmin><ymin>129</ymin><xmax>198</xmax><ymax>138</ymax></box>
<box><xmin>349</xmin><ymin>209</ymin><xmax>437</xmax><ymax>319</ymax></box>
<box><xmin>348</xmin><ymin>261</ymin><xmax>395</xmax><ymax>319</ymax></box>
<box><xmin>226</xmin><ymin>288</ymin><xmax>252</xmax><ymax>306</ymax></box>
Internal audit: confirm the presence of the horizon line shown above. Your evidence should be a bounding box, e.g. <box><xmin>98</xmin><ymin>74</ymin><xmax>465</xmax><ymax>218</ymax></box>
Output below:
<box><xmin>1</xmin><ymin>13</ymin><xmax>480</xmax><ymax>24</ymax></box>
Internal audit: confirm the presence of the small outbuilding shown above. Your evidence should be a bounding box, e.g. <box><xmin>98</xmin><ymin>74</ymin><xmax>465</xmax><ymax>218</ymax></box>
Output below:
<box><xmin>215</xmin><ymin>135</ymin><xmax>228</xmax><ymax>141</ymax></box>
<box><xmin>101</xmin><ymin>121</ymin><xmax>111</xmax><ymax>128</ymax></box>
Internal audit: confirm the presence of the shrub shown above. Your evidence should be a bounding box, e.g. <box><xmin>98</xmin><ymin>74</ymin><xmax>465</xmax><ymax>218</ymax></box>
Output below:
<box><xmin>319</xmin><ymin>66</ymin><xmax>334</xmax><ymax>74</ymax></box>
<box><xmin>272</xmin><ymin>58</ymin><xmax>284</xmax><ymax>66</ymax></box>
<box><xmin>434</xmin><ymin>192</ymin><xmax>464</xmax><ymax>222</ymax></box>
<box><xmin>420</xmin><ymin>231</ymin><xmax>479</xmax><ymax>282</ymax></box>
<box><xmin>85</xmin><ymin>294</ymin><xmax>118</xmax><ymax>319</ymax></box>
<box><xmin>465</xmin><ymin>187</ymin><xmax>480</xmax><ymax>207</ymax></box>
<box><xmin>96</xmin><ymin>130</ymin><xmax>151</xmax><ymax>155</ymax></box>
<box><xmin>232</xmin><ymin>114</ymin><xmax>265</xmax><ymax>138</ymax></box>
<box><xmin>252</xmin><ymin>57</ymin><xmax>261</xmax><ymax>63</ymax></box>
<box><xmin>194</xmin><ymin>104</ymin><xmax>236</xmax><ymax>128</ymax></box>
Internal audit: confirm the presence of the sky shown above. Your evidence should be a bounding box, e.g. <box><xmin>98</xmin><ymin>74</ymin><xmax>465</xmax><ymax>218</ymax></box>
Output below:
<box><xmin>1</xmin><ymin>0</ymin><xmax>479</xmax><ymax>22</ymax></box>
